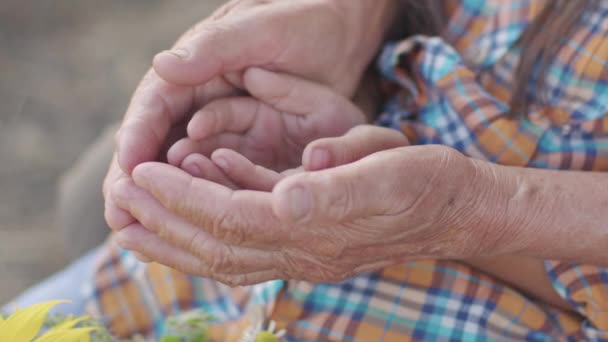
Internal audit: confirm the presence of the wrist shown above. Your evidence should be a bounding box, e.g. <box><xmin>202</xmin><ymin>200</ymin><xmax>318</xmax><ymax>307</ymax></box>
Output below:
<box><xmin>326</xmin><ymin>0</ymin><xmax>399</xmax><ymax>87</ymax></box>
<box><xmin>451</xmin><ymin>158</ymin><xmax>532</xmax><ymax>257</ymax></box>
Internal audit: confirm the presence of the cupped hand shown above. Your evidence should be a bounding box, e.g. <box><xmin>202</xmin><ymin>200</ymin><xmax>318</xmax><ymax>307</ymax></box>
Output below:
<box><xmin>105</xmin><ymin>0</ymin><xmax>395</xmax><ymax>232</ymax></box>
<box><xmin>168</xmin><ymin>68</ymin><xmax>366</xmax><ymax>173</ymax></box>
<box><xmin>108</xmin><ymin>126</ymin><xmax>518</xmax><ymax>286</ymax></box>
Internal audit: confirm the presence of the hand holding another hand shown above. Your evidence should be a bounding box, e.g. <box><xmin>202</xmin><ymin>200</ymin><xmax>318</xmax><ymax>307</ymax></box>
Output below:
<box><xmin>104</xmin><ymin>0</ymin><xmax>397</xmax><ymax>233</ymax></box>
<box><xmin>110</xmin><ymin>122</ymin><xmax>509</xmax><ymax>286</ymax></box>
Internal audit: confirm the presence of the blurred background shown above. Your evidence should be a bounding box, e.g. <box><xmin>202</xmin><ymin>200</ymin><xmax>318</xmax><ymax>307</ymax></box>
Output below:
<box><xmin>0</xmin><ymin>0</ymin><xmax>222</xmax><ymax>304</ymax></box>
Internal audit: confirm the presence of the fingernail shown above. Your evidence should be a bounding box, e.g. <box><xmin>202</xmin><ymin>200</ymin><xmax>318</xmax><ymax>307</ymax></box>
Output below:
<box><xmin>164</xmin><ymin>48</ymin><xmax>190</xmax><ymax>60</ymax></box>
<box><xmin>183</xmin><ymin>163</ymin><xmax>202</xmax><ymax>178</ymax></box>
<box><xmin>309</xmin><ymin>148</ymin><xmax>331</xmax><ymax>170</ymax></box>
<box><xmin>287</xmin><ymin>186</ymin><xmax>311</xmax><ymax>222</ymax></box>
<box><xmin>214</xmin><ymin>157</ymin><xmax>229</xmax><ymax>172</ymax></box>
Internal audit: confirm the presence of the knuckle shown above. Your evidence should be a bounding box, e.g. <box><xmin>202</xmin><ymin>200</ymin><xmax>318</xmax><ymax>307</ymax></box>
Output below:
<box><xmin>280</xmin><ymin>250</ymin><xmax>349</xmax><ymax>283</ymax></box>
<box><xmin>208</xmin><ymin>244</ymin><xmax>235</xmax><ymax>274</ymax></box>
<box><xmin>212</xmin><ymin>211</ymin><xmax>246</xmax><ymax>245</ymax></box>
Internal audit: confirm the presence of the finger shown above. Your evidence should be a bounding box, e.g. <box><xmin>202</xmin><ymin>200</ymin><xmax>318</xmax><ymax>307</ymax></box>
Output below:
<box><xmin>211</xmin><ymin>149</ymin><xmax>283</xmax><ymax>192</ymax></box>
<box><xmin>117</xmin><ymin>70</ymin><xmax>195</xmax><ymax>174</ymax></box>
<box><xmin>111</xmin><ymin>178</ymin><xmax>279</xmax><ymax>274</ymax></box>
<box><xmin>132</xmin><ymin>252</ymin><xmax>153</xmax><ymax>263</ymax></box>
<box><xmin>280</xmin><ymin>166</ymin><xmax>306</xmax><ymax>178</ymax></box>
<box><xmin>273</xmin><ymin>148</ymin><xmax>411</xmax><ymax>223</ymax></box>
<box><xmin>303</xmin><ymin>125</ymin><xmax>410</xmax><ymax>171</ymax></box>
<box><xmin>103</xmin><ymin>155</ymin><xmax>136</xmax><ymax>231</ymax></box>
<box><xmin>244</xmin><ymin>68</ymin><xmax>365</xmax><ymax>143</ymax></box>
<box><xmin>153</xmin><ymin>12</ymin><xmax>284</xmax><ymax>86</ymax></box>
<box><xmin>131</xmin><ymin>162</ymin><xmax>290</xmax><ymax>248</ymax></box>
<box><xmin>166</xmin><ymin>134</ymin><xmax>241</xmax><ymax>167</ymax></box>
<box><xmin>181</xmin><ymin>154</ymin><xmax>238</xmax><ymax>189</ymax></box>
<box><xmin>116</xmin><ymin>224</ymin><xmax>280</xmax><ymax>286</ymax></box>
<box><xmin>104</xmin><ymin>199</ymin><xmax>136</xmax><ymax>232</ymax></box>
<box><xmin>193</xmin><ymin>74</ymin><xmax>245</xmax><ymax>107</ymax></box>
<box><xmin>187</xmin><ymin>97</ymin><xmax>260</xmax><ymax>140</ymax></box>
<box><xmin>243</xmin><ymin>68</ymin><xmax>363</xmax><ymax>123</ymax></box>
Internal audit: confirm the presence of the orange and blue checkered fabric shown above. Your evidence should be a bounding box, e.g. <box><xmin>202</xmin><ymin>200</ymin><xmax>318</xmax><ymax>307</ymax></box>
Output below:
<box><xmin>87</xmin><ymin>1</ymin><xmax>608</xmax><ymax>340</ymax></box>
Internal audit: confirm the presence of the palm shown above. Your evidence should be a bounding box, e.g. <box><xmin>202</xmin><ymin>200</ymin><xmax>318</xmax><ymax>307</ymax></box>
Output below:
<box><xmin>230</xmin><ymin>104</ymin><xmax>304</xmax><ymax>171</ymax></box>
<box><xmin>231</xmin><ymin>101</ymin><xmax>356</xmax><ymax>171</ymax></box>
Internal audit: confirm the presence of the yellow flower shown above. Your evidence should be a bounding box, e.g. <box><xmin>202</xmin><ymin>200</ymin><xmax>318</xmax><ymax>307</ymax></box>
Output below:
<box><xmin>0</xmin><ymin>300</ymin><xmax>98</xmax><ymax>342</ymax></box>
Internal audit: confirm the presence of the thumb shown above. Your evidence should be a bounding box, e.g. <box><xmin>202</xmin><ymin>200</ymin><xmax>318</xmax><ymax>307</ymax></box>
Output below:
<box><xmin>272</xmin><ymin>149</ymin><xmax>405</xmax><ymax>224</ymax></box>
<box><xmin>303</xmin><ymin>125</ymin><xmax>410</xmax><ymax>171</ymax></box>
<box><xmin>153</xmin><ymin>14</ymin><xmax>283</xmax><ymax>86</ymax></box>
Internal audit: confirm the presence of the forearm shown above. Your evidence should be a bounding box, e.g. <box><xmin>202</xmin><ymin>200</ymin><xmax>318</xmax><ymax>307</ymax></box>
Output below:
<box><xmin>470</xmin><ymin>158</ymin><xmax>608</xmax><ymax>266</ymax></box>
<box><xmin>466</xmin><ymin>256</ymin><xmax>573</xmax><ymax>311</ymax></box>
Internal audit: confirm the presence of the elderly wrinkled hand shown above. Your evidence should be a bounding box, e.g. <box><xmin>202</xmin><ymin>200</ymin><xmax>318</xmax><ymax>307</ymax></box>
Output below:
<box><xmin>103</xmin><ymin>0</ymin><xmax>395</xmax><ymax>233</ymax></box>
<box><xmin>108</xmin><ymin>124</ymin><xmax>516</xmax><ymax>286</ymax></box>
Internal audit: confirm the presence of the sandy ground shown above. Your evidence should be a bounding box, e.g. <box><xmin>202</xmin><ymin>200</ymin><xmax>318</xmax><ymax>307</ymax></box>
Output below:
<box><xmin>0</xmin><ymin>0</ymin><xmax>222</xmax><ymax>304</ymax></box>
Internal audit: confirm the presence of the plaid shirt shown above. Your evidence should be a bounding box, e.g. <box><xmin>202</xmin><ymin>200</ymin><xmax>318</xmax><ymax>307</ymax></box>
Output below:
<box><xmin>88</xmin><ymin>1</ymin><xmax>608</xmax><ymax>340</ymax></box>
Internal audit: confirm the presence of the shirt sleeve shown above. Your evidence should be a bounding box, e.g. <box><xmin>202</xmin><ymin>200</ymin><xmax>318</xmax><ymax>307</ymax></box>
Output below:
<box><xmin>376</xmin><ymin>34</ymin><xmax>608</xmax><ymax>339</ymax></box>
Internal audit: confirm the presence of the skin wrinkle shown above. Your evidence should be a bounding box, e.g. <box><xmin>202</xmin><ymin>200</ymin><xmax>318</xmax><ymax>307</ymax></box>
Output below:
<box><xmin>470</xmin><ymin>163</ymin><xmax>517</xmax><ymax>255</ymax></box>
<box><xmin>186</xmin><ymin>224</ymin><xmax>208</xmax><ymax>267</ymax></box>
<box><xmin>211</xmin><ymin>197</ymin><xmax>246</xmax><ymax>247</ymax></box>
<box><xmin>383</xmin><ymin>146</ymin><xmax>457</xmax><ymax>218</ymax></box>
<box><xmin>505</xmin><ymin>167</ymin><xmax>571</xmax><ymax>258</ymax></box>
<box><xmin>107</xmin><ymin>0</ymin><xmax>420</xmax><ymax>286</ymax></box>
<box><xmin>443</xmin><ymin>160</ymin><xmax>505</xmax><ymax>256</ymax></box>
<box><xmin>105</xmin><ymin>4</ymin><xmax>608</xmax><ymax>311</ymax></box>
<box><xmin>209</xmin><ymin>241</ymin><xmax>234</xmax><ymax>274</ymax></box>
<box><xmin>521</xmin><ymin>171</ymin><xmax>583</xmax><ymax>259</ymax></box>
<box><xmin>502</xmin><ymin>169</ymin><xmax>543</xmax><ymax>254</ymax></box>
<box><xmin>307</xmin><ymin>258</ymin><xmax>354</xmax><ymax>283</ymax></box>
<box><xmin>233</xmin><ymin>191</ymin><xmax>287</xmax><ymax>248</ymax></box>
<box><xmin>330</xmin><ymin>173</ymin><xmax>356</xmax><ymax>223</ymax></box>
